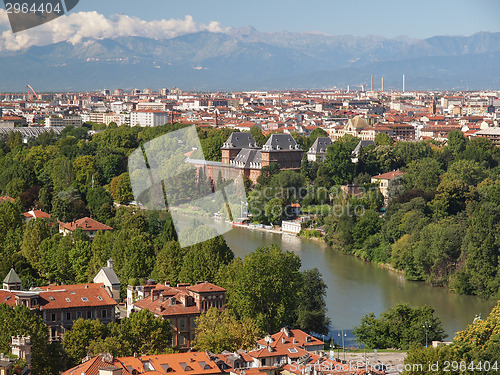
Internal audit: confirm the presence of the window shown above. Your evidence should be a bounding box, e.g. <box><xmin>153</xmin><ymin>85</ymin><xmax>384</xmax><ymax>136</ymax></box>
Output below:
<box><xmin>76</xmin><ymin>311</ymin><xmax>82</xmax><ymax>318</ymax></box>
<box><xmin>261</xmin><ymin>359</ymin><xmax>266</xmax><ymax>366</ymax></box>
<box><xmin>66</xmin><ymin>312</ymin><xmax>71</xmax><ymax>321</ymax></box>
<box><xmin>87</xmin><ymin>311</ymin><xmax>92</xmax><ymax>319</ymax></box>
<box><xmin>49</xmin><ymin>296</ymin><xmax>55</xmax><ymax>301</ymax></box>
<box><xmin>180</xmin><ymin>318</ymin><xmax>185</xmax><ymax>330</ymax></box>
<box><xmin>51</xmin><ymin>313</ymin><xmax>56</xmax><ymax>322</ymax></box>
<box><xmin>98</xmin><ymin>296</ymin><xmax>103</xmax><ymax>301</ymax></box>
<box><xmin>101</xmin><ymin>309</ymin><xmax>107</xmax><ymax>318</ymax></box>
<box><xmin>65</xmin><ymin>298</ymin><xmax>71</xmax><ymax>302</ymax></box>
<box><xmin>81</xmin><ymin>297</ymin><xmax>88</xmax><ymax>302</ymax></box>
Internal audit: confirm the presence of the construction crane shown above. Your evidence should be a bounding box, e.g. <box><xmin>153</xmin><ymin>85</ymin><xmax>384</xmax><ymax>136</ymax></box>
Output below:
<box><xmin>26</xmin><ymin>85</ymin><xmax>40</xmax><ymax>101</ymax></box>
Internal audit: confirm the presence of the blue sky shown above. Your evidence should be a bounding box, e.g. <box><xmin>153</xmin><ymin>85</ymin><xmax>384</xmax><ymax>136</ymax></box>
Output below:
<box><xmin>75</xmin><ymin>0</ymin><xmax>500</xmax><ymax>38</ymax></box>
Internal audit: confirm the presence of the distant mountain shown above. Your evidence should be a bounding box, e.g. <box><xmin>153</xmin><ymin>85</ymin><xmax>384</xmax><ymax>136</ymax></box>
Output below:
<box><xmin>1</xmin><ymin>29</ymin><xmax>500</xmax><ymax>91</ymax></box>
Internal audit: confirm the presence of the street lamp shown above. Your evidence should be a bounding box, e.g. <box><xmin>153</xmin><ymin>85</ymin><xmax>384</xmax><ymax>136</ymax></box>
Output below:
<box><xmin>338</xmin><ymin>328</ymin><xmax>347</xmax><ymax>361</ymax></box>
<box><xmin>422</xmin><ymin>321</ymin><xmax>431</xmax><ymax>347</ymax></box>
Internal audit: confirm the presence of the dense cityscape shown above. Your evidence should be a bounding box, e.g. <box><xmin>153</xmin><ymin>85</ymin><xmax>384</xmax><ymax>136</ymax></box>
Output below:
<box><xmin>1</xmin><ymin>0</ymin><xmax>500</xmax><ymax>373</ymax></box>
<box><xmin>0</xmin><ymin>85</ymin><xmax>499</xmax><ymax>374</ymax></box>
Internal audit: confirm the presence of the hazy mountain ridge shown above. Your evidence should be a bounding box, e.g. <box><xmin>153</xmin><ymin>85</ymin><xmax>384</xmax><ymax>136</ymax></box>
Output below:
<box><xmin>1</xmin><ymin>29</ymin><xmax>500</xmax><ymax>91</ymax></box>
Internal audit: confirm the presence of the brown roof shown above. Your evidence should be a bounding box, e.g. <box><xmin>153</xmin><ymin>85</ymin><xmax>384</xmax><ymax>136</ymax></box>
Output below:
<box><xmin>0</xmin><ymin>196</ymin><xmax>15</xmax><ymax>203</ymax></box>
<box><xmin>23</xmin><ymin>210</ymin><xmax>51</xmax><ymax>219</ymax></box>
<box><xmin>371</xmin><ymin>170</ymin><xmax>404</xmax><ymax>180</ymax></box>
<box><xmin>0</xmin><ymin>290</ymin><xmax>17</xmax><ymax>307</ymax></box>
<box><xmin>59</xmin><ymin>217</ymin><xmax>113</xmax><ymax>232</ymax></box>
<box><xmin>255</xmin><ymin>328</ymin><xmax>324</xmax><ymax>350</ymax></box>
<box><xmin>62</xmin><ymin>355</ymin><xmax>119</xmax><ymax>375</ymax></box>
<box><xmin>38</xmin><ymin>283</ymin><xmax>117</xmax><ymax>310</ymax></box>
<box><xmin>115</xmin><ymin>351</ymin><xmax>223</xmax><ymax>375</ymax></box>
<box><xmin>187</xmin><ymin>282</ymin><xmax>226</xmax><ymax>293</ymax></box>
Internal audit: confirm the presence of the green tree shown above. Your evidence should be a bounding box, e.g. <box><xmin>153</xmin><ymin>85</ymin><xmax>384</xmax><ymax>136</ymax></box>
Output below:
<box><xmin>73</xmin><ymin>155</ymin><xmax>98</xmax><ymax>188</ymax></box>
<box><xmin>115</xmin><ymin>309</ymin><xmax>172</xmax><ymax>356</ymax></box>
<box><xmin>324</xmin><ymin>139</ymin><xmax>356</xmax><ymax>185</ymax></box>
<box><xmin>193</xmin><ymin>308</ymin><xmax>263</xmax><ymax>353</ymax></box>
<box><xmin>110</xmin><ymin>172</ymin><xmax>133</xmax><ymax>204</ymax></box>
<box><xmin>404</xmin><ymin>158</ymin><xmax>443</xmax><ymax>191</ymax></box>
<box><xmin>296</xmin><ymin>268</ymin><xmax>330</xmax><ymax>334</ymax></box>
<box><xmin>21</xmin><ymin>219</ymin><xmax>51</xmax><ymax>269</ymax></box>
<box><xmin>265</xmin><ymin>197</ymin><xmax>285</xmax><ymax>225</ymax></box>
<box><xmin>374</xmin><ymin>132</ymin><xmax>393</xmax><ymax>146</ymax></box>
<box><xmin>447</xmin><ymin>130</ymin><xmax>466</xmax><ymax>156</ymax></box>
<box><xmin>62</xmin><ymin>318</ymin><xmax>107</xmax><ymax>366</ymax></box>
<box><xmin>353</xmin><ymin>304</ymin><xmax>445</xmax><ymax>349</ymax></box>
<box><xmin>217</xmin><ymin>245</ymin><xmax>302</xmax><ymax>333</ymax></box>
<box><xmin>51</xmin><ymin>188</ymin><xmax>89</xmax><ymax>222</ymax></box>
<box><xmin>179</xmin><ymin>236</ymin><xmax>234</xmax><ymax>284</ymax></box>
<box><xmin>257</xmin><ymin>163</ymin><xmax>280</xmax><ymax>186</ymax></box>
<box><xmin>0</xmin><ymin>304</ymin><xmax>56</xmax><ymax>374</ymax></box>
<box><xmin>68</xmin><ymin>240</ymin><xmax>92</xmax><ymax>283</ymax></box>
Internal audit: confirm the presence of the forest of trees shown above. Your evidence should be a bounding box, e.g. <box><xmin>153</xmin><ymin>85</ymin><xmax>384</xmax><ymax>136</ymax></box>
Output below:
<box><xmin>0</xmin><ymin>124</ymin><xmax>330</xmax><ymax>370</ymax></box>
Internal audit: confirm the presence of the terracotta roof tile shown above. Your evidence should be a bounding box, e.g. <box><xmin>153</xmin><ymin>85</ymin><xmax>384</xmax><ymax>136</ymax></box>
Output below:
<box><xmin>59</xmin><ymin>217</ymin><xmax>113</xmax><ymax>232</ymax></box>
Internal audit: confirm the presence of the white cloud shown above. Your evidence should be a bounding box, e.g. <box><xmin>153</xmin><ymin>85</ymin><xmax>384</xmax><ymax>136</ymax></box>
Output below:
<box><xmin>0</xmin><ymin>10</ymin><xmax>227</xmax><ymax>52</ymax></box>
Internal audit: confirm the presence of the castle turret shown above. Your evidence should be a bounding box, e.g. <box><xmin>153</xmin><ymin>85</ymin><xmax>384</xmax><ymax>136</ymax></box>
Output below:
<box><xmin>3</xmin><ymin>268</ymin><xmax>22</xmax><ymax>291</ymax></box>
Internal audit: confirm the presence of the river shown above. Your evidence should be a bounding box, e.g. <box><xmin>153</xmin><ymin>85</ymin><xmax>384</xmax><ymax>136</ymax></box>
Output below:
<box><xmin>219</xmin><ymin>225</ymin><xmax>497</xmax><ymax>347</ymax></box>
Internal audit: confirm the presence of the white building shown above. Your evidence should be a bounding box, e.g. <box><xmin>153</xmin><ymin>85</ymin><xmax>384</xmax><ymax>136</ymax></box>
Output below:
<box><xmin>130</xmin><ymin>110</ymin><xmax>169</xmax><ymax>127</ymax></box>
<box><xmin>45</xmin><ymin>115</ymin><xmax>83</xmax><ymax>127</ymax></box>
<box><xmin>281</xmin><ymin>220</ymin><xmax>302</xmax><ymax>234</ymax></box>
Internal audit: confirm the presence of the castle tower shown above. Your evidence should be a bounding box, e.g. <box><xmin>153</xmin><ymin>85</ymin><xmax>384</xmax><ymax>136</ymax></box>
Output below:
<box><xmin>3</xmin><ymin>268</ymin><xmax>22</xmax><ymax>291</ymax></box>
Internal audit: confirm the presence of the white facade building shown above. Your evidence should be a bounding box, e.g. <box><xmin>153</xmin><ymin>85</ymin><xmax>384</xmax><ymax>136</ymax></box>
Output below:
<box><xmin>130</xmin><ymin>110</ymin><xmax>169</xmax><ymax>127</ymax></box>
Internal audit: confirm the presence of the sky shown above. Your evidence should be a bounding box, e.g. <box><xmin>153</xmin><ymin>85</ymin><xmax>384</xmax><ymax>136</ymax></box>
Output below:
<box><xmin>74</xmin><ymin>0</ymin><xmax>500</xmax><ymax>38</ymax></box>
<box><xmin>1</xmin><ymin>0</ymin><xmax>500</xmax><ymax>52</ymax></box>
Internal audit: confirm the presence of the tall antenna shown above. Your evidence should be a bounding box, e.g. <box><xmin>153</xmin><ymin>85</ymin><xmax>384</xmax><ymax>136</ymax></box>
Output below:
<box><xmin>402</xmin><ymin>74</ymin><xmax>405</xmax><ymax>93</ymax></box>
<box><xmin>370</xmin><ymin>75</ymin><xmax>373</xmax><ymax>92</ymax></box>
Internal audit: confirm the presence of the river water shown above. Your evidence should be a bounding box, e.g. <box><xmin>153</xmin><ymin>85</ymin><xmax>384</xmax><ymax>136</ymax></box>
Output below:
<box><xmin>220</xmin><ymin>225</ymin><xmax>497</xmax><ymax>347</ymax></box>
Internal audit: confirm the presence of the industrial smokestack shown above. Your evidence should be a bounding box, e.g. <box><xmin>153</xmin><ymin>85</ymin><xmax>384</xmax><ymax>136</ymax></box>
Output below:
<box><xmin>381</xmin><ymin>76</ymin><xmax>384</xmax><ymax>92</ymax></box>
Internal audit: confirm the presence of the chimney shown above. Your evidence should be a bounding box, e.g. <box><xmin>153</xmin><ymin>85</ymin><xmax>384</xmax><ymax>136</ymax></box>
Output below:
<box><xmin>107</xmin><ymin>259</ymin><xmax>113</xmax><ymax>269</ymax></box>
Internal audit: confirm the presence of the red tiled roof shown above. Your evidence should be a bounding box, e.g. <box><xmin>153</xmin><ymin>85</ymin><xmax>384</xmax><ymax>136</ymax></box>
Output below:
<box><xmin>38</xmin><ymin>283</ymin><xmax>117</xmax><ymax>310</ymax></box>
<box><xmin>0</xmin><ymin>290</ymin><xmax>17</xmax><ymax>307</ymax></box>
<box><xmin>61</xmin><ymin>355</ymin><xmax>119</xmax><ymax>375</ymax></box>
<box><xmin>23</xmin><ymin>210</ymin><xmax>51</xmax><ymax>219</ymax></box>
<box><xmin>187</xmin><ymin>282</ymin><xmax>226</xmax><ymax>293</ymax></box>
<box><xmin>0</xmin><ymin>196</ymin><xmax>15</xmax><ymax>203</ymax></box>
<box><xmin>134</xmin><ymin>297</ymin><xmax>201</xmax><ymax>317</ymax></box>
<box><xmin>255</xmin><ymin>329</ymin><xmax>324</xmax><ymax>350</ymax></box>
<box><xmin>59</xmin><ymin>217</ymin><xmax>113</xmax><ymax>232</ymax></box>
<box><xmin>371</xmin><ymin>170</ymin><xmax>404</xmax><ymax>180</ymax></box>
<box><xmin>115</xmin><ymin>351</ymin><xmax>222</xmax><ymax>375</ymax></box>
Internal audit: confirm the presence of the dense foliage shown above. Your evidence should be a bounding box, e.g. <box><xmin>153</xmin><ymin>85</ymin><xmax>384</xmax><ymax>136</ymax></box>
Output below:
<box><xmin>320</xmin><ymin>131</ymin><xmax>500</xmax><ymax>299</ymax></box>
<box><xmin>193</xmin><ymin>308</ymin><xmax>263</xmax><ymax>353</ymax></box>
<box><xmin>404</xmin><ymin>300</ymin><xmax>500</xmax><ymax>374</ymax></box>
<box><xmin>217</xmin><ymin>244</ymin><xmax>330</xmax><ymax>334</ymax></box>
<box><xmin>0</xmin><ymin>124</ymin><xmax>330</xmax><ymax>369</ymax></box>
<box><xmin>0</xmin><ymin>304</ymin><xmax>60</xmax><ymax>374</ymax></box>
<box><xmin>353</xmin><ymin>303</ymin><xmax>446</xmax><ymax>349</ymax></box>
<box><xmin>63</xmin><ymin>309</ymin><xmax>172</xmax><ymax>367</ymax></box>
